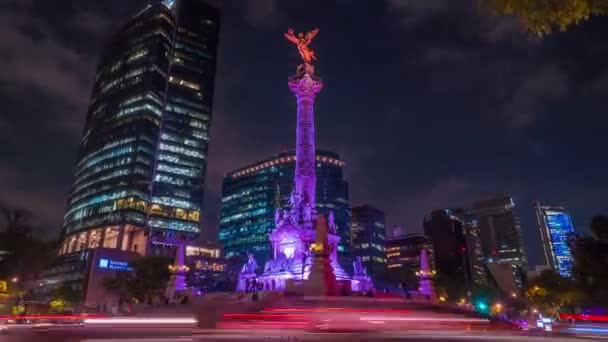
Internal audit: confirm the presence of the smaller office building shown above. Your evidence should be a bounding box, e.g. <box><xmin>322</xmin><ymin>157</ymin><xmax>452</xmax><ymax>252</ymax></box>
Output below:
<box><xmin>27</xmin><ymin>248</ymin><xmax>139</xmax><ymax>309</ymax></box>
<box><xmin>386</xmin><ymin>234</ymin><xmax>434</xmax><ymax>290</ymax></box>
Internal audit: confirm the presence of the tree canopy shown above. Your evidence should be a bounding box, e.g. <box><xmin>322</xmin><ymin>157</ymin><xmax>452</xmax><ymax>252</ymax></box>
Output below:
<box><xmin>103</xmin><ymin>256</ymin><xmax>172</xmax><ymax>303</ymax></box>
<box><xmin>0</xmin><ymin>204</ymin><xmax>55</xmax><ymax>280</ymax></box>
<box><xmin>480</xmin><ymin>0</ymin><xmax>608</xmax><ymax>36</ymax></box>
<box><xmin>524</xmin><ymin>270</ymin><xmax>583</xmax><ymax>317</ymax></box>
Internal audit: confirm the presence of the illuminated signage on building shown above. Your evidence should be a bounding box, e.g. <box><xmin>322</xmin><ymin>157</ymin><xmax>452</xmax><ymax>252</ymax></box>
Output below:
<box><xmin>98</xmin><ymin>258</ymin><xmax>134</xmax><ymax>272</ymax></box>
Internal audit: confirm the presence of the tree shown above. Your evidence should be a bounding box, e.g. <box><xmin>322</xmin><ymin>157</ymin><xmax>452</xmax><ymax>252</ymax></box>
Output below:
<box><xmin>51</xmin><ymin>283</ymin><xmax>82</xmax><ymax>307</ymax></box>
<box><xmin>570</xmin><ymin>216</ymin><xmax>608</xmax><ymax>306</ymax></box>
<box><xmin>590</xmin><ymin>215</ymin><xmax>608</xmax><ymax>241</ymax></box>
<box><xmin>523</xmin><ymin>270</ymin><xmax>584</xmax><ymax>317</ymax></box>
<box><xmin>0</xmin><ymin>204</ymin><xmax>55</xmax><ymax>281</ymax></box>
<box><xmin>479</xmin><ymin>0</ymin><xmax>608</xmax><ymax>36</ymax></box>
<box><xmin>0</xmin><ymin>205</ymin><xmax>33</xmax><ymax>236</ymax></box>
<box><xmin>103</xmin><ymin>256</ymin><xmax>172</xmax><ymax>304</ymax></box>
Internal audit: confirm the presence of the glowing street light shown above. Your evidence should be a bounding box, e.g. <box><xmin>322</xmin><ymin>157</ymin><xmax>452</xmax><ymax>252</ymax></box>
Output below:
<box><xmin>10</xmin><ymin>277</ymin><xmax>19</xmax><ymax>283</ymax></box>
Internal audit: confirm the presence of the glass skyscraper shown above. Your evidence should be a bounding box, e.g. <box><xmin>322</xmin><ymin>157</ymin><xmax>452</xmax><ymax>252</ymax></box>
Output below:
<box><xmin>534</xmin><ymin>201</ymin><xmax>575</xmax><ymax>278</ymax></box>
<box><xmin>472</xmin><ymin>196</ymin><xmax>528</xmax><ymax>287</ymax></box>
<box><xmin>423</xmin><ymin>209</ymin><xmax>488</xmax><ymax>294</ymax></box>
<box><xmin>351</xmin><ymin>205</ymin><xmax>387</xmax><ymax>280</ymax></box>
<box><xmin>59</xmin><ymin>0</ymin><xmax>219</xmax><ymax>257</ymax></box>
<box><xmin>219</xmin><ymin>150</ymin><xmax>351</xmax><ymax>272</ymax></box>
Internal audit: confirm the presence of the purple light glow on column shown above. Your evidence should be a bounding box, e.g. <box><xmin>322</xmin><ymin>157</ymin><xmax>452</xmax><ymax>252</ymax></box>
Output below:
<box><xmin>289</xmin><ymin>67</ymin><xmax>322</xmax><ymax>209</ymax></box>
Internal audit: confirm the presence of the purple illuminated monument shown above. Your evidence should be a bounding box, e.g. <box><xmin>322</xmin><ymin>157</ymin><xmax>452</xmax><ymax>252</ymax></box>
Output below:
<box><xmin>237</xmin><ymin>28</ymin><xmax>370</xmax><ymax>293</ymax></box>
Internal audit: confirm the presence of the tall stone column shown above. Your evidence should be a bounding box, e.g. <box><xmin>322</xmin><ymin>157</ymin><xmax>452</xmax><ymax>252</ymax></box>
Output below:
<box><xmin>289</xmin><ymin>64</ymin><xmax>323</xmax><ymax>209</ymax></box>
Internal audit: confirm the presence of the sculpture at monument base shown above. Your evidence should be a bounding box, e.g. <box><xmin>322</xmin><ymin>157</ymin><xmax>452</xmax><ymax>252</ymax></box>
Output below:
<box><xmin>417</xmin><ymin>248</ymin><xmax>437</xmax><ymax>301</ymax></box>
<box><xmin>352</xmin><ymin>256</ymin><xmax>373</xmax><ymax>292</ymax></box>
<box><xmin>165</xmin><ymin>243</ymin><xmax>188</xmax><ymax>300</ymax></box>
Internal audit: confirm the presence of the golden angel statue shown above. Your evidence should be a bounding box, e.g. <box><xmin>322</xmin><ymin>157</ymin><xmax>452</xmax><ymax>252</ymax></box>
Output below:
<box><xmin>284</xmin><ymin>28</ymin><xmax>319</xmax><ymax>64</ymax></box>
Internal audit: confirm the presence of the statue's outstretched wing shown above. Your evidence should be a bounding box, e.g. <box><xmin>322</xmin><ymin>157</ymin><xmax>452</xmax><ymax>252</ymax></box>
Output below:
<box><xmin>305</xmin><ymin>28</ymin><xmax>319</xmax><ymax>43</ymax></box>
<box><xmin>284</xmin><ymin>31</ymin><xmax>299</xmax><ymax>45</ymax></box>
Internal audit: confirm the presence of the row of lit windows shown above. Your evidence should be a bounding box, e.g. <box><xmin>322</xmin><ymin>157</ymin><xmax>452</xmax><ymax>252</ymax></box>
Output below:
<box><xmin>191</xmin><ymin>129</ymin><xmax>208</xmax><ymax>140</ymax></box>
<box><xmin>77</xmin><ymin>146</ymin><xmax>135</xmax><ymax>171</ymax></box>
<box><xmin>154</xmin><ymin>174</ymin><xmax>185</xmax><ymax>186</ymax></box>
<box><xmin>65</xmin><ymin>212</ymin><xmax>124</xmax><ymax>234</ymax></box>
<box><xmin>169</xmin><ymin>76</ymin><xmax>200</xmax><ymax>91</ymax></box>
<box><xmin>66</xmin><ymin>189</ymin><xmax>148</xmax><ymax>218</ymax></box>
<box><xmin>117</xmin><ymin>103</ymin><xmax>162</xmax><ymax>118</ymax></box>
<box><xmin>157</xmin><ymin>162</ymin><xmax>200</xmax><ymax>178</ymax></box>
<box><xmin>186</xmin><ymin>246</ymin><xmax>219</xmax><ymax>258</ymax></box>
<box><xmin>159</xmin><ymin>142</ymin><xmax>204</xmax><ymax>158</ymax></box>
<box><xmin>193</xmin><ymin>260</ymin><xmax>225</xmax><ymax>272</ymax></box>
<box><xmin>222</xmin><ymin>235</ymin><xmax>267</xmax><ymax>247</ymax></box>
<box><xmin>72</xmin><ymin>168</ymin><xmax>132</xmax><ymax>195</ymax></box>
<box><xmin>161</xmin><ymin>132</ymin><xmax>203</xmax><ymax>148</ymax></box>
<box><xmin>147</xmin><ymin>217</ymin><xmax>199</xmax><ymax>232</ymax></box>
<box><xmin>221</xmin><ymin>186</ymin><xmax>270</xmax><ymax>203</ymax></box>
<box><xmin>77</xmin><ymin>137</ymin><xmax>136</xmax><ymax>168</ymax></box>
<box><xmin>152</xmin><ymin>196</ymin><xmax>198</xmax><ymax>210</ymax></box>
<box><xmin>126</xmin><ymin>48</ymin><xmax>149</xmax><ymax>63</ymax></box>
<box><xmin>116</xmin><ymin>197</ymin><xmax>147</xmax><ymax>212</ymax></box>
<box><xmin>74</xmin><ymin>157</ymin><xmax>134</xmax><ymax>186</ymax></box>
<box><xmin>100</xmin><ymin>67</ymin><xmax>145</xmax><ymax>93</ymax></box>
<box><xmin>230</xmin><ymin>155</ymin><xmax>345</xmax><ymax>178</ymax></box>
<box><xmin>150</xmin><ymin>204</ymin><xmax>200</xmax><ymax>222</ymax></box>
<box><xmin>157</xmin><ymin>152</ymin><xmax>201</xmax><ymax>168</ymax></box>
<box><xmin>165</xmin><ymin>104</ymin><xmax>209</xmax><ymax>122</ymax></box>
<box><xmin>169</xmin><ymin>96</ymin><xmax>206</xmax><ymax>110</ymax></box>
<box><xmin>220</xmin><ymin>208</ymin><xmax>269</xmax><ymax>224</ymax></box>
<box><xmin>68</xmin><ymin>182</ymin><xmax>126</xmax><ymax>208</ymax></box>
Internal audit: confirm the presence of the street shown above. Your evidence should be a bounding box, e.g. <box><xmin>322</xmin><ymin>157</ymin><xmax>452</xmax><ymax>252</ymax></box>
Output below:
<box><xmin>1</xmin><ymin>325</ymin><xmax>605</xmax><ymax>342</ymax></box>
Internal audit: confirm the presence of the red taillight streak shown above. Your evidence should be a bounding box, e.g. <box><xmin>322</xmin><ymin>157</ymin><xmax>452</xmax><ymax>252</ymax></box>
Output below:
<box><xmin>263</xmin><ymin>307</ymin><xmax>412</xmax><ymax>313</ymax></box>
<box><xmin>560</xmin><ymin>314</ymin><xmax>608</xmax><ymax>322</ymax></box>
<box><xmin>222</xmin><ymin>313</ymin><xmax>307</xmax><ymax>319</ymax></box>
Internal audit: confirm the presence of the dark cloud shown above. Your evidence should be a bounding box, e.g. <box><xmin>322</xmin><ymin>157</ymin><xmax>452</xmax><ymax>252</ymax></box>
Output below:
<box><xmin>243</xmin><ymin>0</ymin><xmax>281</xmax><ymax>29</ymax></box>
<box><xmin>1</xmin><ymin>0</ymin><xmax>607</xmax><ymax>265</ymax></box>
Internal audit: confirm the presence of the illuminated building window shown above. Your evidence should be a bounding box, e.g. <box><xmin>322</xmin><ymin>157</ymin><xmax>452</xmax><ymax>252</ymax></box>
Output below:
<box><xmin>157</xmin><ymin>163</ymin><xmax>200</xmax><ymax>178</ymax></box>
<box><xmin>159</xmin><ymin>143</ymin><xmax>204</xmax><ymax>158</ymax></box>
<box><xmin>169</xmin><ymin>76</ymin><xmax>200</xmax><ymax>90</ymax></box>
<box><xmin>127</xmin><ymin>48</ymin><xmax>148</xmax><ymax>63</ymax></box>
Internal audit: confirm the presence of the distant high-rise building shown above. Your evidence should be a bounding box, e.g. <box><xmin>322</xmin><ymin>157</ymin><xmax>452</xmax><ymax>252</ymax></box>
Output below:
<box><xmin>351</xmin><ymin>205</ymin><xmax>387</xmax><ymax>280</ymax></box>
<box><xmin>534</xmin><ymin>201</ymin><xmax>575</xmax><ymax>278</ymax></box>
<box><xmin>472</xmin><ymin>196</ymin><xmax>528</xmax><ymax>287</ymax></box>
<box><xmin>423</xmin><ymin>209</ymin><xmax>488</xmax><ymax>296</ymax></box>
<box><xmin>386</xmin><ymin>233</ymin><xmax>433</xmax><ymax>289</ymax></box>
<box><xmin>219</xmin><ymin>150</ymin><xmax>351</xmax><ymax>271</ymax></box>
<box><xmin>59</xmin><ymin>0</ymin><xmax>220</xmax><ymax>257</ymax></box>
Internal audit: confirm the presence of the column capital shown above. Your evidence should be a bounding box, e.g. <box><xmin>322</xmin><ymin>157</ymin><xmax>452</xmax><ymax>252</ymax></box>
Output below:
<box><xmin>289</xmin><ymin>72</ymin><xmax>323</xmax><ymax>101</ymax></box>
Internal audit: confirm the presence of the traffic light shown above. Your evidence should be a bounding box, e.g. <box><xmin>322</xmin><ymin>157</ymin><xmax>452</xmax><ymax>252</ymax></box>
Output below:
<box><xmin>475</xmin><ymin>300</ymin><xmax>489</xmax><ymax>313</ymax></box>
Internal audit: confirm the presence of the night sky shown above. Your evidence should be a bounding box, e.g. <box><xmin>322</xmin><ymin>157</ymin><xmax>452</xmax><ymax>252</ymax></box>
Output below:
<box><xmin>1</xmin><ymin>0</ymin><xmax>607</xmax><ymax>266</ymax></box>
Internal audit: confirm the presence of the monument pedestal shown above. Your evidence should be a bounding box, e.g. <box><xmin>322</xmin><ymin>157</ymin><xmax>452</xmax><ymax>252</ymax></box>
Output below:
<box><xmin>305</xmin><ymin>253</ymin><xmax>338</xmax><ymax>296</ymax></box>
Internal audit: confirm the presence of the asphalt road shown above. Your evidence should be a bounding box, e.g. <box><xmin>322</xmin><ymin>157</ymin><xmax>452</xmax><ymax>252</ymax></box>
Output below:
<box><xmin>0</xmin><ymin>326</ymin><xmax>599</xmax><ymax>342</ymax></box>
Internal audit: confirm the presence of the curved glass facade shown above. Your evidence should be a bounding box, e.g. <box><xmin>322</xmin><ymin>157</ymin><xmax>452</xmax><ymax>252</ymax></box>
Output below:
<box><xmin>535</xmin><ymin>202</ymin><xmax>575</xmax><ymax>278</ymax></box>
<box><xmin>60</xmin><ymin>0</ymin><xmax>219</xmax><ymax>256</ymax></box>
<box><xmin>219</xmin><ymin>150</ymin><xmax>352</xmax><ymax>273</ymax></box>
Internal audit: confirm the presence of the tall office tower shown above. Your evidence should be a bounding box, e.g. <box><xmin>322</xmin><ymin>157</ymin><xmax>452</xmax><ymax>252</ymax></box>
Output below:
<box><xmin>386</xmin><ymin>233</ymin><xmax>434</xmax><ymax>289</ymax></box>
<box><xmin>219</xmin><ymin>150</ymin><xmax>351</xmax><ymax>270</ymax></box>
<box><xmin>456</xmin><ymin>210</ymin><xmax>490</xmax><ymax>287</ymax></box>
<box><xmin>423</xmin><ymin>209</ymin><xmax>488</xmax><ymax>297</ymax></box>
<box><xmin>59</xmin><ymin>0</ymin><xmax>220</xmax><ymax>257</ymax></box>
<box><xmin>534</xmin><ymin>201</ymin><xmax>576</xmax><ymax>278</ymax></box>
<box><xmin>351</xmin><ymin>205</ymin><xmax>387</xmax><ymax>280</ymax></box>
<box><xmin>472</xmin><ymin>196</ymin><xmax>528</xmax><ymax>286</ymax></box>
